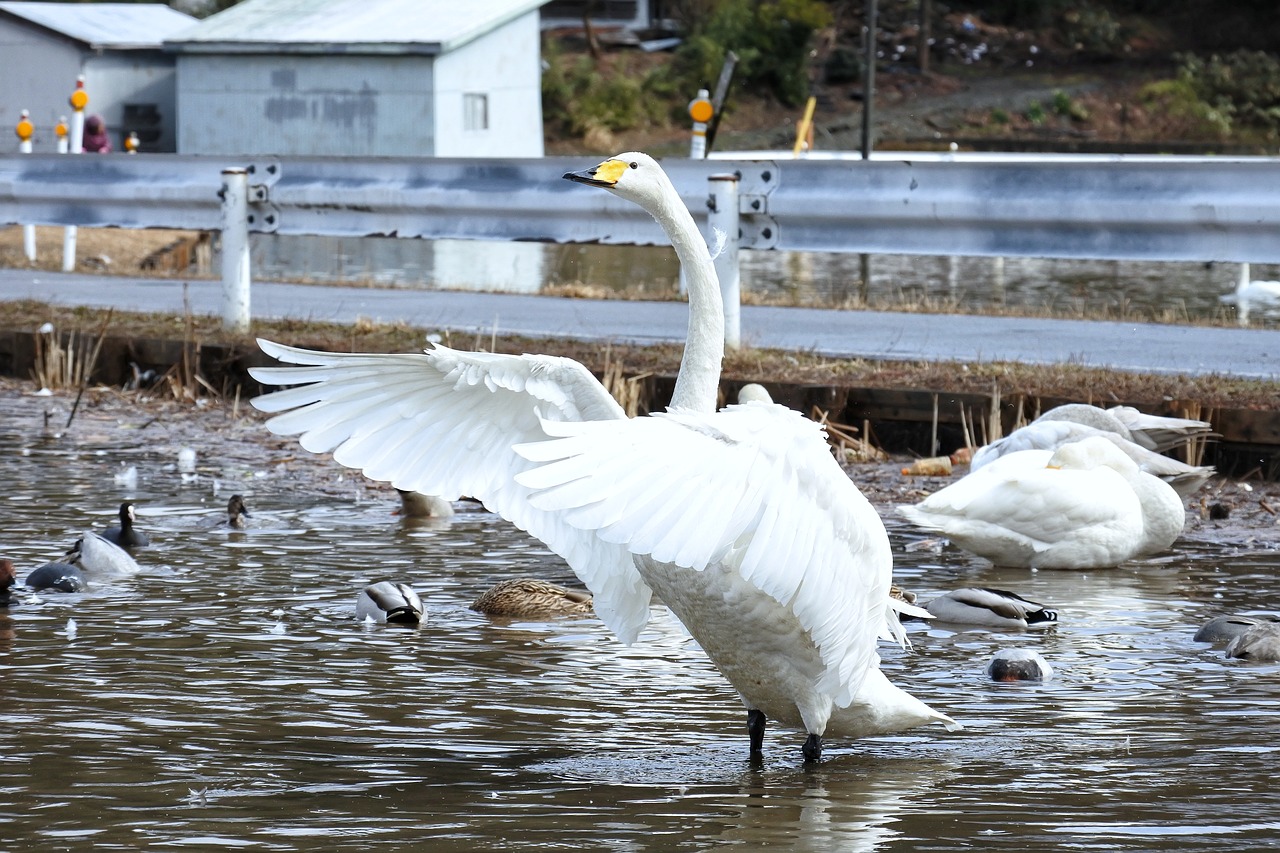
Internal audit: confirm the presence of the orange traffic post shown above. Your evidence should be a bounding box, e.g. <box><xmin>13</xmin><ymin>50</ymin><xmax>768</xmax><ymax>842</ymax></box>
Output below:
<box><xmin>64</xmin><ymin>76</ymin><xmax>88</xmax><ymax>271</ymax></box>
<box><xmin>688</xmin><ymin>89</ymin><xmax>713</xmax><ymax>159</ymax></box>
<box><xmin>15</xmin><ymin>110</ymin><xmax>36</xmax><ymax>261</ymax></box>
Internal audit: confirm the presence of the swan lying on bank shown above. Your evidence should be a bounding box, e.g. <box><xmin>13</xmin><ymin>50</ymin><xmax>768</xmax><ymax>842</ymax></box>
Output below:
<box><xmin>971</xmin><ymin>405</ymin><xmax>1214</xmax><ymax>497</ymax></box>
<box><xmin>356</xmin><ymin>581</ymin><xmax>425</xmax><ymax>625</ymax></box>
<box><xmin>899</xmin><ymin>436</ymin><xmax>1185</xmax><ymax>569</ymax></box>
<box><xmin>250</xmin><ymin>152</ymin><xmax>954</xmax><ymax>760</ymax></box>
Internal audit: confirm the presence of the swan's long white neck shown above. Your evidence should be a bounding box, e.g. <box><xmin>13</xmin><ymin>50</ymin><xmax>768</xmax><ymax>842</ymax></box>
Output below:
<box><xmin>647</xmin><ymin>186</ymin><xmax>724</xmax><ymax>414</ymax></box>
<box><xmin>1238</xmin><ymin>262</ymin><xmax>1251</xmax><ymax>293</ymax></box>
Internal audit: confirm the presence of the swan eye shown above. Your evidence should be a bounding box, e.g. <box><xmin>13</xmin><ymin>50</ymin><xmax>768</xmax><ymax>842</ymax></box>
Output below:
<box><xmin>629</xmin><ymin>161</ymin><xmax>638</xmax><ymax>169</ymax></box>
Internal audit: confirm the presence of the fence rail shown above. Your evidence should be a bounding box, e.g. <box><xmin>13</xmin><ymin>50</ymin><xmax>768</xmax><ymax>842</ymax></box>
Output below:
<box><xmin>2</xmin><ymin>152</ymin><xmax>1279</xmax><ymax>262</ymax></box>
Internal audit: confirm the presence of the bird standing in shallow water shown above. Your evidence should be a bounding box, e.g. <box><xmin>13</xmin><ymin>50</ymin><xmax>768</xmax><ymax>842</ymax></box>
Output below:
<box><xmin>250</xmin><ymin>152</ymin><xmax>954</xmax><ymax>761</ymax></box>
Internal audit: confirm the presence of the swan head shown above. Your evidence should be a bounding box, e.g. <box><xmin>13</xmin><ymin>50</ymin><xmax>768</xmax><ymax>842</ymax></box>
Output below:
<box><xmin>563</xmin><ymin>152</ymin><xmax>675</xmax><ymax>213</ymax></box>
<box><xmin>1045</xmin><ymin>435</ymin><xmax>1138</xmax><ymax>475</ymax></box>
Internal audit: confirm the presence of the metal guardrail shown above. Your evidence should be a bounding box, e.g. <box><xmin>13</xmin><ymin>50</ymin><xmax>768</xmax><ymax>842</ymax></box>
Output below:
<box><xmin>2</xmin><ymin>152</ymin><xmax>1279</xmax><ymax>263</ymax></box>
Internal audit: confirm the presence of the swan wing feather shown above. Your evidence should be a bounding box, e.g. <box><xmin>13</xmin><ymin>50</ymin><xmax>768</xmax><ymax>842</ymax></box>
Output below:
<box><xmin>249</xmin><ymin>339</ymin><xmax>654</xmax><ymax>643</ymax></box>
<box><xmin>515</xmin><ymin>402</ymin><xmax>892</xmax><ymax>707</ymax></box>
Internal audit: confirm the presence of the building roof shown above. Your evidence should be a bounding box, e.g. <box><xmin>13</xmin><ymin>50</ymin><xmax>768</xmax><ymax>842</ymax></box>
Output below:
<box><xmin>165</xmin><ymin>0</ymin><xmax>546</xmax><ymax>55</ymax></box>
<box><xmin>0</xmin><ymin>2</ymin><xmax>195</xmax><ymax>50</ymax></box>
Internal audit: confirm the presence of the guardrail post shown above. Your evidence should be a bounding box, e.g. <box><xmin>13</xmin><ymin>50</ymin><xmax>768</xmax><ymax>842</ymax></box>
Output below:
<box><xmin>63</xmin><ymin>77</ymin><xmax>88</xmax><ymax>272</ymax></box>
<box><xmin>219</xmin><ymin>168</ymin><xmax>251</xmax><ymax>333</ymax></box>
<box><xmin>709</xmin><ymin>173</ymin><xmax>740</xmax><ymax>350</ymax></box>
<box><xmin>15</xmin><ymin>110</ymin><xmax>35</xmax><ymax>261</ymax></box>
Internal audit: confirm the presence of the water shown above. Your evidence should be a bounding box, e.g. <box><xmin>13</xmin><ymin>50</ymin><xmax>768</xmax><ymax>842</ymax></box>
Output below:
<box><xmin>250</xmin><ymin>235</ymin><xmax>1280</xmax><ymax>324</ymax></box>
<box><xmin>2</xmin><ymin>391</ymin><xmax>1280</xmax><ymax>851</ymax></box>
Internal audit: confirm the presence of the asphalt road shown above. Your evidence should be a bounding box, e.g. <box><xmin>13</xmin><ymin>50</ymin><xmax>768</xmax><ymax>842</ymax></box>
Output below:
<box><xmin>1</xmin><ymin>269</ymin><xmax>1276</xmax><ymax>379</ymax></box>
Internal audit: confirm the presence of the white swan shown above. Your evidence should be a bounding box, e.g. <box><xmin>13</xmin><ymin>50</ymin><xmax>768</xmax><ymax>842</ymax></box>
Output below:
<box><xmin>898</xmin><ymin>436</ymin><xmax>1185</xmax><ymax>569</ymax></box>
<box><xmin>396</xmin><ymin>489</ymin><xmax>454</xmax><ymax>520</ymax></box>
<box><xmin>923</xmin><ymin>587</ymin><xmax>1057</xmax><ymax>628</ymax></box>
<box><xmin>971</xmin><ymin>405</ymin><xmax>1214</xmax><ymax>497</ymax></box>
<box><xmin>356</xmin><ymin>581</ymin><xmax>425</xmax><ymax>625</ymax></box>
<box><xmin>250</xmin><ymin>152</ymin><xmax>955</xmax><ymax>760</ymax></box>
<box><xmin>1222</xmin><ymin>262</ymin><xmax>1280</xmax><ymax>325</ymax></box>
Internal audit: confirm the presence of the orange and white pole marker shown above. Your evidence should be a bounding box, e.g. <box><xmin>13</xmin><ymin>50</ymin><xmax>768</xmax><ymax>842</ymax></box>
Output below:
<box><xmin>688</xmin><ymin>89</ymin><xmax>713</xmax><ymax>159</ymax></box>
<box><xmin>125</xmin><ymin>131</ymin><xmax>139</xmax><ymax>154</ymax></box>
<box><xmin>15</xmin><ymin>110</ymin><xmax>36</xmax><ymax>261</ymax></box>
<box><xmin>64</xmin><ymin>76</ymin><xmax>88</xmax><ymax>271</ymax></box>
<box><xmin>55</xmin><ymin>116</ymin><xmax>68</xmax><ymax>154</ymax></box>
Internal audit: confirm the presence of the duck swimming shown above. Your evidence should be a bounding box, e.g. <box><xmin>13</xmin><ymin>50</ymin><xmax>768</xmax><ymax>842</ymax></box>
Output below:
<box><xmin>24</xmin><ymin>560</ymin><xmax>86</xmax><ymax>593</ymax></box>
<box><xmin>356</xmin><ymin>581</ymin><xmax>425</xmax><ymax>625</ymax></box>
<box><xmin>225</xmin><ymin>495</ymin><xmax>250</xmax><ymax>529</ymax></box>
<box><xmin>101</xmin><ymin>501</ymin><xmax>151</xmax><ymax>550</ymax></box>
<box><xmin>923</xmin><ymin>587</ymin><xmax>1058</xmax><ymax>629</ymax></box>
<box><xmin>987</xmin><ymin>648</ymin><xmax>1053</xmax><ymax>681</ymax></box>
<box><xmin>251</xmin><ymin>152</ymin><xmax>955</xmax><ymax>760</ymax></box>
<box><xmin>471</xmin><ymin>578</ymin><xmax>594</xmax><ymax>618</ymax></box>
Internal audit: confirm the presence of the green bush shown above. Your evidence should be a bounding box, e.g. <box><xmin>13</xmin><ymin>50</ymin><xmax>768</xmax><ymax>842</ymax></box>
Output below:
<box><xmin>541</xmin><ymin>39</ymin><xmax>661</xmax><ymax>136</ymax></box>
<box><xmin>670</xmin><ymin>0</ymin><xmax>833</xmax><ymax>106</ymax></box>
<box><xmin>1177</xmin><ymin>49</ymin><xmax>1280</xmax><ymax>137</ymax></box>
<box><xmin>1138</xmin><ymin>78</ymin><xmax>1232</xmax><ymax>138</ymax></box>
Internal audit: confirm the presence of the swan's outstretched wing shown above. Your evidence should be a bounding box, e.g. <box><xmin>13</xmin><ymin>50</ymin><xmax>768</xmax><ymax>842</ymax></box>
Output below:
<box><xmin>513</xmin><ymin>401</ymin><xmax>893</xmax><ymax>708</ymax></box>
<box><xmin>249</xmin><ymin>339</ymin><xmax>655</xmax><ymax>642</ymax></box>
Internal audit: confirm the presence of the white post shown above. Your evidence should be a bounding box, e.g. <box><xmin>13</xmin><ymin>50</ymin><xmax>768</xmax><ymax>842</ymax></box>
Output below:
<box><xmin>64</xmin><ymin>78</ymin><xmax>87</xmax><ymax>272</ymax></box>
<box><xmin>220</xmin><ymin>168</ymin><xmax>251</xmax><ymax>333</ymax></box>
<box><xmin>708</xmin><ymin>173</ymin><xmax>740</xmax><ymax>350</ymax></box>
<box><xmin>16</xmin><ymin>110</ymin><xmax>35</xmax><ymax>261</ymax></box>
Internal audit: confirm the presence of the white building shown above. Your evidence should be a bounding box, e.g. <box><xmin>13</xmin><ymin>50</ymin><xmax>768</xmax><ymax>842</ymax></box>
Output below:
<box><xmin>165</xmin><ymin>0</ymin><xmax>547</xmax><ymax>158</ymax></box>
<box><xmin>0</xmin><ymin>2</ymin><xmax>195</xmax><ymax>152</ymax></box>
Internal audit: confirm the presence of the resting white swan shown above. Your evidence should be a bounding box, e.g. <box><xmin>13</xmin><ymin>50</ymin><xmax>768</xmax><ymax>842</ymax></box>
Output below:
<box><xmin>1222</xmin><ymin>262</ymin><xmax>1280</xmax><ymax>324</ymax></box>
<box><xmin>923</xmin><ymin>587</ymin><xmax>1058</xmax><ymax>628</ymax></box>
<box><xmin>250</xmin><ymin>152</ymin><xmax>954</xmax><ymax>760</ymax></box>
<box><xmin>971</xmin><ymin>405</ymin><xmax>1214</xmax><ymax>497</ymax></box>
<box><xmin>898</xmin><ymin>436</ymin><xmax>1185</xmax><ymax>569</ymax></box>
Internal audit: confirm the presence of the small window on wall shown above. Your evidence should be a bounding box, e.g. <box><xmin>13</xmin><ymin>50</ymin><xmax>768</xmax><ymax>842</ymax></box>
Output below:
<box><xmin>463</xmin><ymin>93</ymin><xmax>488</xmax><ymax>131</ymax></box>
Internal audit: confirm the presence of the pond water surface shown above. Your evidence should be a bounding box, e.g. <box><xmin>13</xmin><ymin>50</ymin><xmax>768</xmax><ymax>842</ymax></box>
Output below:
<box><xmin>2</xmin><ymin>395</ymin><xmax>1280</xmax><ymax>851</ymax></box>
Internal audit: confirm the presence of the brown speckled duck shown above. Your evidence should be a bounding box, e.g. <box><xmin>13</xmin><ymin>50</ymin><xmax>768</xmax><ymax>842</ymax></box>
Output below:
<box><xmin>470</xmin><ymin>578</ymin><xmax>594</xmax><ymax>619</ymax></box>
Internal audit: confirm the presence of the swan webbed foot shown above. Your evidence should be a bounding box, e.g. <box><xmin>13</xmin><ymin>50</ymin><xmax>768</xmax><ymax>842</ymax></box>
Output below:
<box><xmin>747</xmin><ymin>709</ymin><xmax>766</xmax><ymax>756</ymax></box>
<box><xmin>802</xmin><ymin>733</ymin><xmax>822</xmax><ymax>762</ymax></box>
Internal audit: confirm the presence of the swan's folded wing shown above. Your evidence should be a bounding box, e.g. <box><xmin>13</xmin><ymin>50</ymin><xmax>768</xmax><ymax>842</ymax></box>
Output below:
<box><xmin>249</xmin><ymin>339</ymin><xmax>654</xmax><ymax>643</ymax></box>
<box><xmin>970</xmin><ymin>422</ymin><xmax>1100</xmax><ymax>469</ymax></box>
<box><xmin>514</xmin><ymin>402</ymin><xmax>893</xmax><ymax>708</ymax></box>
<box><xmin>1106</xmin><ymin>406</ymin><xmax>1214</xmax><ymax>452</ymax></box>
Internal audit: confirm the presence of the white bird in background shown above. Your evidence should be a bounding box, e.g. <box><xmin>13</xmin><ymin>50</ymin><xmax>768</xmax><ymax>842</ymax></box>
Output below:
<box><xmin>970</xmin><ymin>404</ymin><xmax>1214</xmax><ymax>497</ymax></box>
<box><xmin>251</xmin><ymin>152</ymin><xmax>955</xmax><ymax>760</ymax></box>
<box><xmin>1222</xmin><ymin>262</ymin><xmax>1280</xmax><ymax>325</ymax></box>
<box><xmin>899</xmin><ymin>436</ymin><xmax>1185</xmax><ymax>569</ymax></box>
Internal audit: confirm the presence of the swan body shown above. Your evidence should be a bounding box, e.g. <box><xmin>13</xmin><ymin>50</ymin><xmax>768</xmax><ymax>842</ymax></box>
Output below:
<box><xmin>924</xmin><ymin>587</ymin><xmax>1057</xmax><ymax>628</ymax></box>
<box><xmin>396</xmin><ymin>489</ymin><xmax>454</xmax><ymax>519</ymax></box>
<box><xmin>1195</xmin><ymin>613</ymin><xmax>1280</xmax><ymax>645</ymax></box>
<box><xmin>250</xmin><ymin>152</ymin><xmax>953</xmax><ymax>759</ymax></box>
<box><xmin>899</xmin><ymin>436</ymin><xmax>1186</xmax><ymax>569</ymax></box>
<box><xmin>102</xmin><ymin>501</ymin><xmax>151</xmax><ymax>550</ymax></box>
<box><xmin>1224</xmin><ymin>262</ymin><xmax>1280</xmax><ymax>324</ymax></box>
<box><xmin>357</xmin><ymin>581</ymin><xmax>425</xmax><ymax>625</ymax></box>
<box><xmin>971</xmin><ymin>409</ymin><xmax>1214</xmax><ymax>497</ymax></box>
<box><xmin>470</xmin><ymin>578</ymin><xmax>593</xmax><ymax>618</ymax></box>
<box><xmin>1225</xmin><ymin>621</ymin><xmax>1280</xmax><ymax>661</ymax></box>
<box><xmin>68</xmin><ymin>531</ymin><xmax>139</xmax><ymax>576</ymax></box>
<box><xmin>24</xmin><ymin>561</ymin><xmax>86</xmax><ymax>592</ymax></box>
<box><xmin>987</xmin><ymin>648</ymin><xmax>1053</xmax><ymax>681</ymax></box>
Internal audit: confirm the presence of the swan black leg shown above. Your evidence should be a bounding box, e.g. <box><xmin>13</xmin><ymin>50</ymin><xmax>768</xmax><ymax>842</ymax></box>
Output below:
<box><xmin>747</xmin><ymin>709</ymin><xmax>766</xmax><ymax>756</ymax></box>
<box><xmin>802</xmin><ymin>733</ymin><xmax>822</xmax><ymax>762</ymax></box>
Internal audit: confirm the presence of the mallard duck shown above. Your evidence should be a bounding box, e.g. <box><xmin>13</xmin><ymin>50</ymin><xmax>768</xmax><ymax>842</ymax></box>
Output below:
<box><xmin>470</xmin><ymin>578</ymin><xmax>594</xmax><ymax>618</ymax></box>
<box><xmin>225</xmin><ymin>495</ymin><xmax>250</xmax><ymax>529</ymax></box>
<box><xmin>1224</xmin><ymin>621</ymin><xmax>1280</xmax><ymax>661</ymax></box>
<box><xmin>24</xmin><ymin>561</ymin><xmax>86</xmax><ymax>593</ymax></box>
<box><xmin>1194</xmin><ymin>613</ymin><xmax>1280</xmax><ymax>645</ymax></box>
<box><xmin>356</xmin><ymin>581</ymin><xmax>425</xmax><ymax>625</ymax></box>
<box><xmin>924</xmin><ymin>587</ymin><xmax>1057</xmax><ymax>628</ymax></box>
<box><xmin>101</xmin><ymin>501</ymin><xmax>151</xmax><ymax>550</ymax></box>
<box><xmin>987</xmin><ymin>648</ymin><xmax>1053</xmax><ymax>681</ymax></box>
<box><xmin>899</xmin><ymin>437</ymin><xmax>1185</xmax><ymax>569</ymax></box>
<box><xmin>251</xmin><ymin>152</ymin><xmax>956</xmax><ymax>761</ymax></box>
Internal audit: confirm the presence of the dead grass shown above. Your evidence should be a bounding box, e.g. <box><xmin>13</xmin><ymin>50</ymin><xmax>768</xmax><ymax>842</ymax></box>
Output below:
<box><xmin>0</xmin><ymin>226</ymin><xmax>211</xmax><ymax>277</ymax></box>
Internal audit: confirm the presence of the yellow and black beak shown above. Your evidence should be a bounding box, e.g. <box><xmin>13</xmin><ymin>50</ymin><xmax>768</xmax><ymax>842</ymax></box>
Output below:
<box><xmin>563</xmin><ymin>158</ymin><xmax>628</xmax><ymax>188</ymax></box>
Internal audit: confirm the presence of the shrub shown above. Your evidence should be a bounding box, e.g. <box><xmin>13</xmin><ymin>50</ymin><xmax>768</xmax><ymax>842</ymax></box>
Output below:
<box><xmin>1177</xmin><ymin>49</ymin><xmax>1280</xmax><ymax>137</ymax></box>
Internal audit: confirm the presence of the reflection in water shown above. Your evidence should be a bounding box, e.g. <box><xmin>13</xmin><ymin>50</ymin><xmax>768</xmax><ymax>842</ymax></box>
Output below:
<box><xmin>251</xmin><ymin>235</ymin><xmax>1280</xmax><ymax>325</ymax></box>
<box><xmin>0</xmin><ymin>399</ymin><xmax>1279</xmax><ymax>851</ymax></box>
